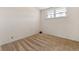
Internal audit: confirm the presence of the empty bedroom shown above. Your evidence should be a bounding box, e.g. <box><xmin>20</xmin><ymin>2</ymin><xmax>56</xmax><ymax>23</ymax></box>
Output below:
<box><xmin>0</xmin><ymin>7</ymin><xmax>79</xmax><ymax>51</ymax></box>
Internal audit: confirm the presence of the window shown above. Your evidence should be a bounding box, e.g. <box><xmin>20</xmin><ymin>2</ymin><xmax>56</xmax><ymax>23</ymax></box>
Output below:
<box><xmin>47</xmin><ymin>10</ymin><xmax>54</xmax><ymax>18</ymax></box>
<box><xmin>47</xmin><ymin>8</ymin><xmax>67</xmax><ymax>18</ymax></box>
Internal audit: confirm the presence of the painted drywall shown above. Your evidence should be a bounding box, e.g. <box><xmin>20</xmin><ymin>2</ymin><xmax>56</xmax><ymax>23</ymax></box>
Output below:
<box><xmin>41</xmin><ymin>7</ymin><xmax>79</xmax><ymax>41</ymax></box>
<box><xmin>0</xmin><ymin>7</ymin><xmax>40</xmax><ymax>45</ymax></box>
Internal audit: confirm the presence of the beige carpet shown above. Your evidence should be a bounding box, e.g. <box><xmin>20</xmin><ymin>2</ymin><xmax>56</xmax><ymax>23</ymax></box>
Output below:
<box><xmin>1</xmin><ymin>34</ymin><xmax>79</xmax><ymax>51</ymax></box>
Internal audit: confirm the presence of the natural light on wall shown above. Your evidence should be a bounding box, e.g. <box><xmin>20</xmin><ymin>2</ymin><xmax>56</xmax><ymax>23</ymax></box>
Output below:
<box><xmin>47</xmin><ymin>7</ymin><xmax>67</xmax><ymax>19</ymax></box>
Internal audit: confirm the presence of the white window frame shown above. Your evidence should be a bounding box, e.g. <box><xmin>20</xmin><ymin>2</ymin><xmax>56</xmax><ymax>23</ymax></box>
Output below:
<box><xmin>47</xmin><ymin>7</ymin><xmax>67</xmax><ymax>19</ymax></box>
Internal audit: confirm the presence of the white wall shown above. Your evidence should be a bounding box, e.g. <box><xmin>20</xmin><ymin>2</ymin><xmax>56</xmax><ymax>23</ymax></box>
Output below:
<box><xmin>0</xmin><ymin>7</ymin><xmax>40</xmax><ymax>45</ymax></box>
<box><xmin>41</xmin><ymin>7</ymin><xmax>79</xmax><ymax>41</ymax></box>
